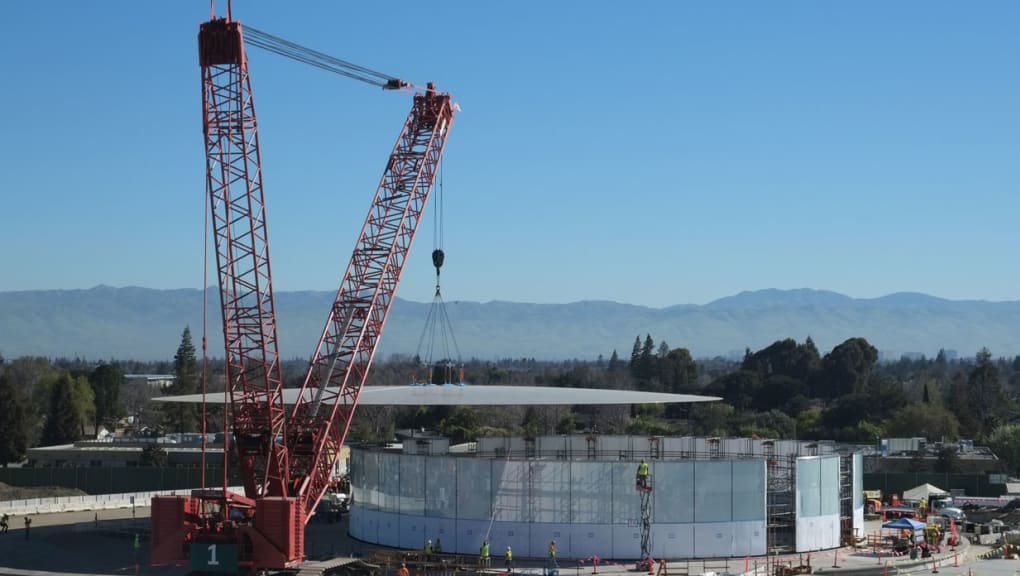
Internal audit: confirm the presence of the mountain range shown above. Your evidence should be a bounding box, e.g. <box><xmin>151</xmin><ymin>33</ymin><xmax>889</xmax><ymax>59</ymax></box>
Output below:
<box><xmin>1</xmin><ymin>286</ymin><xmax>1019</xmax><ymax>362</ymax></box>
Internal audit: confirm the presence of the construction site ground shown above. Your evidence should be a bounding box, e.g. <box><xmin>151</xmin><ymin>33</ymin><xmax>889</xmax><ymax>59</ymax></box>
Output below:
<box><xmin>0</xmin><ymin>512</ymin><xmax>1009</xmax><ymax>576</ymax></box>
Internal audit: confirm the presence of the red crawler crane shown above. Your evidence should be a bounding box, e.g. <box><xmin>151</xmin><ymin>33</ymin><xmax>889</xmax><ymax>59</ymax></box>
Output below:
<box><xmin>150</xmin><ymin>8</ymin><xmax>455</xmax><ymax>571</ymax></box>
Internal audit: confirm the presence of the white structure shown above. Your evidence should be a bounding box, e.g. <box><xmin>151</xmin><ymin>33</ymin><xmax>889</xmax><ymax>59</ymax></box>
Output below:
<box><xmin>349</xmin><ymin>435</ymin><xmax>863</xmax><ymax>560</ymax></box>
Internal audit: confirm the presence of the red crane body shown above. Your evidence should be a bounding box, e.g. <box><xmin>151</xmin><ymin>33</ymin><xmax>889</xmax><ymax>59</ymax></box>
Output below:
<box><xmin>151</xmin><ymin>14</ymin><xmax>455</xmax><ymax>571</ymax></box>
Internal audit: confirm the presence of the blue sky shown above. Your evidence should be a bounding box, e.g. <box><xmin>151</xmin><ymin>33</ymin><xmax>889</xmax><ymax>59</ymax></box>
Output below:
<box><xmin>1</xmin><ymin>1</ymin><xmax>1018</xmax><ymax>308</ymax></box>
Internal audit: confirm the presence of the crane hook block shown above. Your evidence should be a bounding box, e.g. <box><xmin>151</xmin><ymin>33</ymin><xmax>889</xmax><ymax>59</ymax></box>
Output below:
<box><xmin>432</xmin><ymin>249</ymin><xmax>445</xmax><ymax>271</ymax></box>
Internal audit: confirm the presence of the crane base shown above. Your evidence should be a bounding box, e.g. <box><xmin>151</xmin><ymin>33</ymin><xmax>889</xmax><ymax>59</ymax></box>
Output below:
<box><xmin>150</xmin><ymin>491</ymin><xmax>305</xmax><ymax>571</ymax></box>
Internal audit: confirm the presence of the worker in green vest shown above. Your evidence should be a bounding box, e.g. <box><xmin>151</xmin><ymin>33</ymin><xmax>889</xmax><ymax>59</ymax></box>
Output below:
<box><xmin>505</xmin><ymin>545</ymin><xmax>513</xmax><ymax>573</ymax></box>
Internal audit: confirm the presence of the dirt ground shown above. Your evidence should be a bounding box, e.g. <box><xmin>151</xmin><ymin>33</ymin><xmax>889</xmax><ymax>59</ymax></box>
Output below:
<box><xmin>0</xmin><ymin>481</ymin><xmax>88</xmax><ymax>501</ymax></box>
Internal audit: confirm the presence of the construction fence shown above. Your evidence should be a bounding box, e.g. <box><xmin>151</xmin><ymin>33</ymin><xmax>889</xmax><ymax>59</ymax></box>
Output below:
<box><xmin>863</xmin><ymin>472</ymin><xmax>1007</xmax><ymax>498</ymax></box>
<box><xmin>0</xmin><ymin>466</ymin><xmax>241</xmax><ymax>495</ymax></box>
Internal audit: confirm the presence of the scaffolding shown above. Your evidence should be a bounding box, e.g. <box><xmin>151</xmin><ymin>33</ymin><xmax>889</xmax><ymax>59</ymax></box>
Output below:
<box><xmin>765</xmin><ymin>441</ymin><xmax>796</xmax><ymax>554</ymax></box>
<box><xmin>839</xmin><ymin>453</ymin><xmax>854</xmax><ymax>545</ymax></box>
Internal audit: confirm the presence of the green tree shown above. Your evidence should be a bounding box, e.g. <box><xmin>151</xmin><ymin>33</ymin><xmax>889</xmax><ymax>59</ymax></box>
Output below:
<box><xmin>0</xmin><ymin>371</ymin><xmax>28</xmax><ymax>465</ymax></box>
<box><xmin>688</xmin><ymin>402</ymin><xmax>734</xmax><ymax>437</ymax></box>
<box><xmin>70</xmin><ymin>375</ymin><xmax>95</xmax><ymax>438</ymax></box>
<box><xmin>607</xmin><ymin>350</ymin><xmax>621</xmax><ymax>372</ymax></box>
<box><xmin>164</xmin><ymin>327</ymin><xmax>200</xmax><ymax>433</ymax></box>
<box><xmin>704</xmin><ymin>370</ymin><xmax>760</xmax><ymax>411</ymax></box>
<box><xmin>811</xmin><ymin>337</ymin><xmax>878</xmax><ymax>399</ymax></box>
<box><xmin>439</xmin><ymin>406</ymin><xmax>480</xmax><ymax>444</ymax></box>
<box><xmin>140</xmin><ymin>443</ymin><xmax>169</xmax><ymax>467</ymax></box>
<box><xmin>555</xmin><ymin>412</ymin><xmax>576</xmax><ymax>435</ymax></box>
<box><xmin>658</xmin><ymin>348</ymin><xmax>698</xmax><ymax>394</ymax></box>
<box><xmin>884</xmin><ymin>404</ymin><xmax>960</xmax><ymax>441</ymax></box>
<box><xmin>988</xmin><ymin>423</ymin><xmax>1020</xmax><ymax>476</ymax></box>
<box><xmin>968</xmin><ymin>348</ymin><xmax>1007</xmax><ymax>436</ymax></box>
<box><xmin>946</xmin><ymin>371</ymin><xmax>977</xmax><ymax>437</ymax></box>
<box><xmin>89</xmin><ymin>363</ymin><xmax>124</xmax><ymax>434</ymax></box>
<box><xmin>41</xmin><ymin>373</ymin><xmax>83</xmax><ymax>445</ymax></box>
<box><xmin>934</xmin><ymin>446</ymin><xmax>960</xmax><ymax>473</ymax></box>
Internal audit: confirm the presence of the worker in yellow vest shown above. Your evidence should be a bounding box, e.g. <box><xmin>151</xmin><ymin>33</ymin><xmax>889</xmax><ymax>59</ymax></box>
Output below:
<box><xmin>637</xmin><ymin>460</ymin><xmax>650</xmax><ymax>488</ymax></box>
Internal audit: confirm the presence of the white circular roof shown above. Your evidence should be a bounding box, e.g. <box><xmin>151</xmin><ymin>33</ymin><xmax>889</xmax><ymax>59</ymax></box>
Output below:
<box><xmin>155</xmin><ymin>385</ymin><xmax>720</xmax><ymax>406</ymax></box>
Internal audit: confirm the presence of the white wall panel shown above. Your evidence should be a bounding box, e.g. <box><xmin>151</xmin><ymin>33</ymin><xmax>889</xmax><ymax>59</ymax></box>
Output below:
<box><xmin>820</xmin><ymin>456</ymin><xmax>840</xmax><ymax>516</ymax></box>
<box><xmin>399</xmin><ymin>515</ymin><xmax>428</xmax><ymax>550</ymax></box>
<box><xmin>532</xmin><ymin>461</ymin><xmax>570</xmax><ymax>523</ymax></box>
<box><xmin>455</xmin><ymin>519</ymin><xmax>491</xmax><ymax>555</ymax></box>
<box><xmin>694</xmin><ymin>522</ymin><xmax>734</xmax><ymax>558</ymax></box>
<box><xmin>610</xmin><ymin>462</ymin><xmax>640</xmax><ymax>524</ymax></box>
<box><xmin>733</xmin><ymin>521</ymin><xmax>766</xmax><ymax>556</ymax></box>
<box><xmin>492</xmin><ymin>460</ymin><xmax>529</xmax><ymax>523</ymax></box>
<box><xmin>694</xmin><ymin>461</ymin><xmax>732</xmax><ymax>522</ymax></box>
<box><xmin>529</xmin><ymin>523</ymin><xmax>573</xmax><ymax>559</ymax></box>
<box><xmin>429</xmin><ymin>517</ymin><xmax>456</xmax><ymax>554</ymax></box>
<box><xmin>853</xmin><ymin>453</ymin><xmax>864</xmax><ymax>535</ymax></box>
<box><xmin>611</xmin><ymin>524</ymin><xmax>642</xmax><ymax>560</ymax></box>
<box><xmin>456</xmin><ymin>458</ymin><xmax>492</xmax><ymax>520</ymax></box>
<box><xmin>732</xmin><ymin>460</ymin><xmax>766</xmax><ymax>522</ymax></box>
<box><xmin>565</xmin><ymin>524</ymin><xmax>612</xmax><ymax>560</ymax></box>
<box><xmin>570</xmin><ymin>462</ymin><xmax>613</xmax><ymax>524</ymax></box>
<box><xmin>652</xmin><ymin>524</ymin><xmax>693</xmax><ymax>559</ymax></box>
<box><xmin>349</xmin><ymin>505</ymin><xmax>364</xmax><ymax>540</ymax></box>
<box><xmin>361</xmin><ymin>509</ymin><xmax>379</xmax><ymax>544</ymax></box>
<box><xmin>538</xmin><ymin>436</ymin><xmax>569</xmax><ymax>457</ymax></box>
<box><xmin>377</xmin><ymin>511</ymin><xmax>401</xmax><ymax>547</ymax></box>
<box><xmin>487</xmin><ymin>521</ymin><xmax>531</xmax><ymax>560</ymax></box>
<box><xmin>425</xmin><ymin>456</ymin><xmax>457</xmax><ymax>518</ymax></box>
<box><xmin>795</xmin><ymin>514</ymin><xmax>839</xmax><ymax>552</ymax></box>
<box><xmin>653</xmin><ymin>461</ymin><xmax>694</xmax><ymax>523</ymax></box>
<box><xmin>379</xmin><ymin>452</ymin><xmax>401</xmax><ymax>513</ymax></box>
<box><xmin>796</xmin><ymin>457</ymin><xmax>821</xmax><ymax>517</ymax></box>
<box><xmin>360</xmin><ymin>450</ymin><xmax>381</xmax><ymax>510</ymax></box>
<box><xmin>399</xmin><ymin>455</ymin><xmax>426</xmax><ymax>515</ymax></box>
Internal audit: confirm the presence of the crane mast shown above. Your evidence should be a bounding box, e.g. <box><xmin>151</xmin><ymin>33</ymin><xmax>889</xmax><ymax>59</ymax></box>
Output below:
<box><xmin>288</xmin><ymin>85</ymin><xmax>455</xmax><ymax>518</ymax></box>
<box><xmin>199</xmin><ymin>18</ymin><xmax>290</xmax><ymax>501</ymax></box>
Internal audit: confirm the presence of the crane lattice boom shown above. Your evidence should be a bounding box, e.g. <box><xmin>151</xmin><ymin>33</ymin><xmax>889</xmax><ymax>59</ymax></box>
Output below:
<box><xmin>288</xmin><ymin>85</ymin><xmax>455</xmax><ymax>518</ymax></box>
<box><xmin>199</xmin><ymin>17</ymin><xmax>290</xmax><ymax>500</ymax></box>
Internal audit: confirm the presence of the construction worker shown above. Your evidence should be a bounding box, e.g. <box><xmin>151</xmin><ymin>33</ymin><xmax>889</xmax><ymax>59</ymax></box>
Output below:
<box><xmin>435</xmin><ymin>538</ymin><xmax>442</xmax><ymax>555</ymax></box>
<box><xmin>548</xmin><ymin>540</ymin><xmax>558</xmax><ymax>568</ymax></box>
<box><xmin>505</xmin><ymin>545</ymin><xmax>513</xmax><ymax>573</ymax></box>
<box><xmin>397</xmin><ymin>564</ymin><xmax>410</xmax><ymax>576</ymax></box>
<box><xmin>637</xmin><ymin>459</ymin><xmax>649</xmax><ymax>488</ymax></box>
<box><xmin>425</xmin><ymin>538</ymin><xmax>433</xmax><ymax>561</ymax></box>
<box><xmin>480</xmin><ymin>540</ymin><xmax>490</xmax><ymax>567</ymax></box>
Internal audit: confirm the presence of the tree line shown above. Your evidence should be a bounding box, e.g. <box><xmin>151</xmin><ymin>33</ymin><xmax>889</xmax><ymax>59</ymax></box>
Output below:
<box><xmin>5</xmin><ymin>329</ymin><xmax>1020</xmax><ymax>474</ymax></box>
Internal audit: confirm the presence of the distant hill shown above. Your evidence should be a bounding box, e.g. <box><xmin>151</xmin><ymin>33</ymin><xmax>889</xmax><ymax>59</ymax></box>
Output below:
<box><xmin>1</xmin><ymin>286</ymin><xmax>1019</xmax><ymax>361</ymax></box>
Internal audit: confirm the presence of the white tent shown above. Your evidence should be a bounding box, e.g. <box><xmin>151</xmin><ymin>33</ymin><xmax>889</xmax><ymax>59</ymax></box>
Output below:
<box><xmin>903</xmin><ymin>483</ymin><xmax>947</xmax><ymax>501</ymax></box>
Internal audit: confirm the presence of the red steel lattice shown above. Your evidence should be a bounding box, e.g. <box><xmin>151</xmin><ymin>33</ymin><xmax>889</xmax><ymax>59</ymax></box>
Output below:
<box><xmin>200</xmin><ymin>18</ymin><xmax>290</xmax><ymax>500</ymax></box>
<box><xmin>288</xmin><ymin>85</ymin><xmax>455</xmax><ymax>518</ymax></box>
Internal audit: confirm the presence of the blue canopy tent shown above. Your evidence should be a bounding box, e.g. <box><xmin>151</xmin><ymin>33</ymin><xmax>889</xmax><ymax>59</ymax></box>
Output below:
<box><xmin>882</xmin><ymin>517</ymin><xmax>926</xmax><ymax>531</ymax></box>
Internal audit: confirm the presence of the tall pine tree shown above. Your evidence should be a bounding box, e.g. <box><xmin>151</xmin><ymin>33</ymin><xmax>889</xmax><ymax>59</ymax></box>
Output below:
<box><xmin>0</xmin><ymin>371</ymin><xmax>28</xmax><ymax>465</ymax></box>
<box><xmin>165</xmin><ymin>327</ymin><xmax>200</xmax><ymax>434</ymax></box>
<box><xmin>41</xmin><ymin>373</ymin><xmax>82</xmax><ymax>445</ymax></box>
